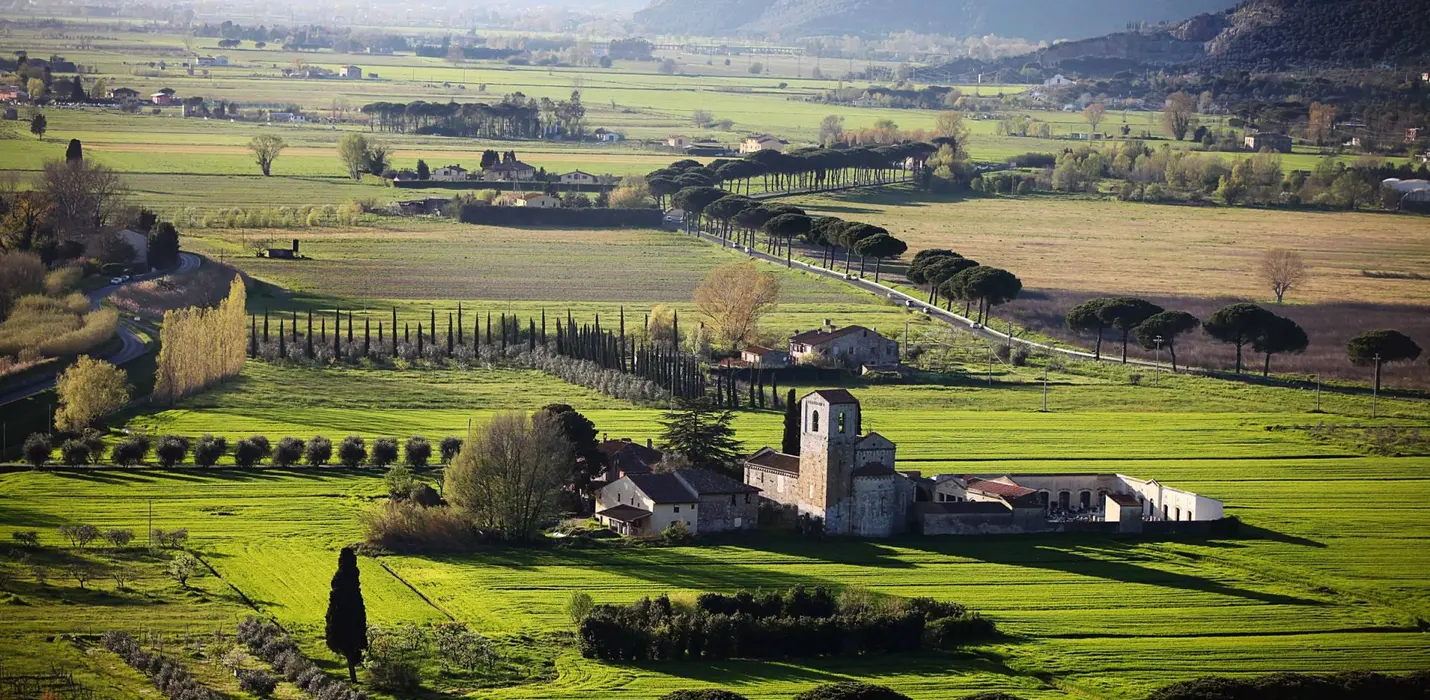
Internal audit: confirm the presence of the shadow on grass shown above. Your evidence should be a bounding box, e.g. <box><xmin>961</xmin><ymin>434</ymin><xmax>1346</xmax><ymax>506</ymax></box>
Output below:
<box><xmin>634</xmin><ymin>647</ymin><xmax>1032</xmax><ymax>687</ymax></box>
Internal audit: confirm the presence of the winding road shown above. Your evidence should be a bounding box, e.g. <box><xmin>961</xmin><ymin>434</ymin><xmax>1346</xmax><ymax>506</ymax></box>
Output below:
<box><xmin>0</xmin><ymin>252</ymin><xmax>202</xmax><ymax>407</ymax></box>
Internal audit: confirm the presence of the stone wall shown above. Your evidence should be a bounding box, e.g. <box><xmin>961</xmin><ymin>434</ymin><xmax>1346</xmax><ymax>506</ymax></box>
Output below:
<box><xmin>697</xmin><ymin>492</ymin><xmax>760</xmax><ymax>532</ymax></box>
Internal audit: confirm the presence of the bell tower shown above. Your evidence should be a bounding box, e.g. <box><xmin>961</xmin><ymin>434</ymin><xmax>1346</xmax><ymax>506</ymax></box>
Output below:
<box><xmin>798</xmin><ymin>390</ymin><xmax>861</xmax><ymax>513</ymax></box>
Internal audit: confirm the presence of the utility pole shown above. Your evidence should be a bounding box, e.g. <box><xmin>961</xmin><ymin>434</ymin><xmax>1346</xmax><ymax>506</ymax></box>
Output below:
<box><xmin>1041</xmin><ymin>363</ymin><xmax>1049</xmax><ymax>412</ymax></box>
<box><xmin>1153</xmin><ymin>336</ymin><xmax>1164</xmax><ymax>387</ymax></box>
<box><xmin>1372</xmin><ymin>354</ymin><xmax>1381</xmax><ymax>419</ymax></box>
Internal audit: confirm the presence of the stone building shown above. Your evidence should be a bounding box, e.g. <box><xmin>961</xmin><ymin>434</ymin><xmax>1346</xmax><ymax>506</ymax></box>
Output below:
<box><xmin>788</xmin><ymin>322</ymin><xmax>899</xmax><ymax>368</ymax></box>
<box><xmin>744</xmin><ymin>390</ymin><xmax>914</xmax><ymax>537</ymax></box>
<box><xmin>745</xmin><ymin>389</ymin><xmax>1225</xmax><ymax>537</ymax></box>
<box><xmin>595</xmin><ymin>468</ymin><xmax>759</xmax><ymax>537</ymax></box>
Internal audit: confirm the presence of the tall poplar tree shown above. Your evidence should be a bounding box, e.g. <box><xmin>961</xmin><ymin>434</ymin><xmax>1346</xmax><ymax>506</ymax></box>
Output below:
<box><xmin>324</xmin><ymin>547</ymin><xmax>367</xmax><ymax>682</ymax></box>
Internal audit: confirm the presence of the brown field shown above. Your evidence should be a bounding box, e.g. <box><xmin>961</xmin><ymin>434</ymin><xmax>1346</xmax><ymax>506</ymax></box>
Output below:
<box><xmin>796</xmin><ymin>189</ymin><xmax>1430</xmax><ymax>307</ymax></box>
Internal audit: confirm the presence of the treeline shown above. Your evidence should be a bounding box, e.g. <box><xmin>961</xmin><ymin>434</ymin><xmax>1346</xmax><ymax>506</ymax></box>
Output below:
<box><xmin>248</xmin><ymin>306</ymin><xmax>704</xmax><ymax>403</ymax></box>
<box><xmin>360</xmin><ymin>91</ymin><xmax>585</xmax><ymax>138</ymax></box>
<box><xmin>1013</xmin><ymin>141</ymin><xmax>1426</xmax><ymax>211</ymax></box>
<box><xmin>156</xmin><ymin>276</ymin><xmax>247</xmax><ymax>405</ymax></box>
<box><xmin>20</xmin><ymin>430</ymin><xmax>460</xmax><ymax>469</ymax></box>
<box><xmin>816</xmin><ymin>85</ymin><xmax>961</xmax><ymax>110</ymax></box>
<box><xmin>578</xmin><ymin>586</ymin><xmax>995</xmax><ymax>662</ymax></box>
<box><xmin>907</xmin><ymin>251</ymin><xmax>1023</xmax><ymax>326</ymax></box>
<box><xmin>645</xmin><ymin>143</ymin><xmax>939</xmax><ymax>203</ymax></box>
<box><xmin>1147</xmin><ymin>671</ymin><xmax>1430</xmax><ymax>700</ymax></box>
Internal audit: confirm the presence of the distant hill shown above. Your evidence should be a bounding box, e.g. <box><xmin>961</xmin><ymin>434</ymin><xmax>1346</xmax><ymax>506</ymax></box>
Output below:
<box><xmin>934</xmin><ymin>0</ymin><xmax>1430</xmax><ymax>75</ymax></box>
<box><xmin>634</xmin><ymin>0</ymin><xmax>1237</xmax><ymax>43</ymax></box>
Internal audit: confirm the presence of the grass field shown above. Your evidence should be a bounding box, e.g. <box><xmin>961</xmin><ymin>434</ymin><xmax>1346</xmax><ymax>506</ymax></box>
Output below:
<box><xmin>5</xmin><ymin>357</ymin><xmax>1430</xmax><ymax>699</ymax></box>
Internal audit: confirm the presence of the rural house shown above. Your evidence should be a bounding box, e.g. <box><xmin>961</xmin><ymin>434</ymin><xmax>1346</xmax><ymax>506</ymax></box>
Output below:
<box><xmin>593</xmin><ymin>438</ymin><xmax>664</xmax><ymax>483</ymax></box>
<box><xmin>558</xmin><ymin>170</ymin><xmax>600</xmax><ymax>185</ymax></box>
<box><xmin>741</xmin><ymin>345</ymin><xmax>789</xmax><ymax>368</ymax></box>
<box><xmin>496</xmin><ymin>192</ymin><xmax>559</xmax><ymax>208</ymax></box>
<box><xmin>343</xmin><ymin>65</ymin><xmax>362</xmax><ymax>79</ymax></box>
<box><xmin>483</xmin><ymin>160</ymin><xmax>538</xmax><ymax>181</ymax></box>
<box><xmin>595</xmin><ymin>469</ymin><xmax>760</xmax><ymax>536</ymax></box>
<box><xmin>744</xmin><ymin>390</ymin><xmax>1225</xmax><ymax>537</ymax></box>
<box><xmin>431</xmin><ymin>164</ymin><xmax>468</xmax><ymax>181</ymax></box>
<box><xmin>1244</xmin><ymin>132</ymin><xmax>1293</xmax><ymax>153</ymax></box>
<box><xmin>1043</xmin><ymin>74</ymin><xmax>1076</xmax><ymax>86</ymax></box>
<box><xmin>788</xmin><ymin>322</ymin><xmax>899</xmax><ymax>368</ymax></box>
<box><xmin>740</xmin><ymin>134</ymin><xmax>788</xmax><ymax>154</ymax></box>
<box><xmin>151</xmin><ymin>89</ymin><xmax>176</xmax><ymax>105</ymax></box>
<box><xmin>108</xmin><ymin>87</ymin><xmax>139</xmax><ymax>100</ymax></box>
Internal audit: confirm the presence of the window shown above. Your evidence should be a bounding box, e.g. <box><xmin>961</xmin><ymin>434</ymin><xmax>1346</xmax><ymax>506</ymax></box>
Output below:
<box><xmin>730</xmin><ymin>495</ymin><xmax>737</xmax><ymax>505</ymax></box>
<box><xmin>837</xmin><ymin>411</ymin><xmax>846</xmax><ymax>434</ymax></box>
<box><xmin>674</xmin><ymin>506</ymin><xmax>680</xmax><ymax>513</ymax></box>
<box><xmin>811</xmin><ymin>410</ymin><xmax>820</xmax><ymax>433</ymax></box>
<box><xmin>744</xmin><ymin>494</ymin><xmax>751</xmax><ymax>504</ymax></box>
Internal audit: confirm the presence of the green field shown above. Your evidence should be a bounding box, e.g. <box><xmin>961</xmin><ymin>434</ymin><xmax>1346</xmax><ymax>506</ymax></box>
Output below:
<box><xmin>5</xmin><ymin>358</ymin><xmax>1430</xmax><ymax>698</ymax></box>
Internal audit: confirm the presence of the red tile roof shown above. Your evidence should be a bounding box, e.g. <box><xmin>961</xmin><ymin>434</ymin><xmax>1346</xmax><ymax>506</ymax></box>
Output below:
<box><xmin>967</xmin><ymin>478</ymin><xmax>1036</xmax><ymax>498</ymax></box>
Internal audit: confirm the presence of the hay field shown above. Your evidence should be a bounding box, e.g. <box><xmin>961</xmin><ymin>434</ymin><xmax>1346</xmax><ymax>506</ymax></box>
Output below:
<box><xmin>794</xmin><ymin>188</ymin><xmax>1430</xmax><ymax>306</ymax></box>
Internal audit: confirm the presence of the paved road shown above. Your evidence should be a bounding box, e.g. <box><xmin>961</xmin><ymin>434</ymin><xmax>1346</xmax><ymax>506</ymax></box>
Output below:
<box><xmin>0</xmin><ymin>252</ymin><xmax>202</xmax><ymax>406</ymax></box>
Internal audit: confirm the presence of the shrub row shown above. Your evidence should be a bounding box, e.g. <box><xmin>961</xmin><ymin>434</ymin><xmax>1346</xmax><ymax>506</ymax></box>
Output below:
<box><xmin>236</xmin><ymin>616</ymin><xmax>369</xmax><ymax>700</ymax></box>
<box><xmin>20</xmin><ymin>432</ymin><xmax>462</xmax><ymax>469</ymax></box>
<box><xmin>578</xmin><ymin>587</ymin><xmax>994</xmax><ymax>662</ymax></box>
<box><xmin>1146</xmin><ymin>671</ymin><xmax>1430</xmax><ymax>700</ymax></box>
<box><xmin>101</xmin><ymin>631</ymin><xmax>222</xmax><ymax>700</ymax></box>
<box><xmin>657</xmin><ymin>682</ymin><xmax>1024</xmax><ymax>700</ymax></box>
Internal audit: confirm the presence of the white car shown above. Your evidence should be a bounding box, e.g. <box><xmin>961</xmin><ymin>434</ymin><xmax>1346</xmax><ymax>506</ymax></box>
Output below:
<box><xmin>110</xmin><ymin>277</ymin><xmax>124</xmax><ymax>284</ymax></box>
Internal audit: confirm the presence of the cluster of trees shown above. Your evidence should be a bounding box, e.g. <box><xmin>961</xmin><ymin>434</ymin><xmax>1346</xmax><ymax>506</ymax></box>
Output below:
<box><xmin>2</xmin><ymin>151</ymin><xmax>128</xmax><ymax>260</ymax></box>
<box><xmin>1030</xmin><ymin>140</ymin><xmax>1396</xmax><ymax>210</ymax></box>
<box><xmin>646</xmin><ymin>143</ymin><xmax>938</xmax><ymax>204</ymax></box>
<box><xmin>156</xmin><ymin>276</ymin><xmax>247</xmax><ymax>405</ymax></box>
<box><xmin>336</xmin><ymin>134</ymin><xmax>391</xmax><ymax>181</ymax></box>
<box><xmin>549</xmin><ymin>307</ymin><xmax>709</xmax><ymax>401</ymax></box>
<box><xmin>0</xmin><ymin>252</ymin><xmax>117</xmax><ymax>362</ymax></box>
<box><xmin>1065</xmin><ymin>297</ymin><xmax>1314</xmax><ymax>376</ymax></box>
<box><xmin>578</xmin><ymin>586</ymin><xmax>995</xmax><ymax>662</ymax></box>
<box><xmin>21</xmin><ymin>428</ymin><xmax>461</xmax><ymax>470</ymax></box>
<box><xmin>816</xmin><ymin>85</ymin><xmax>961</xmax><ymax>110</ymax></box>
<box><xmin>907</xmin><ymin>250</ymin><xmax>1023</xmax><ymax>325</ymax></box>
<box><xmin>359</xmin><ymin>91</ymin><xmax>584</xmax><ymax>138</ymax></box>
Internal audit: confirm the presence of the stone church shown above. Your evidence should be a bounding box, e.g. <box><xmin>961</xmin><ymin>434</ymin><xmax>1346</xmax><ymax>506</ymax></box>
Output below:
<box><xmin>744</xmin><ymin>389</ymin><xmax>916</xmax><ymax>537</ymax></box>
<box><xmin>744</xmin><ymin>389</ymin><xmax>1225</xmax><ymax>538</ymax></box>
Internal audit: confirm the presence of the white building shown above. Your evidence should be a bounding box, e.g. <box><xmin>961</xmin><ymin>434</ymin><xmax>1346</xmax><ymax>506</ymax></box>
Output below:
<box><xmin>558</xmin><ymin>170</ymin><xmax>600</xmax><ymax>185</ymax></box>
<box><xmin>1044</xmin><ymin>74</ymin><xmax>1075</xmax><ymax>86</ymax></box>
<box><xmin>496</xmin><ymin>193</ymin><xmax>559</xmax><ymax>208</ymax></box>
<box><xmin>431</xmin><ymin>164</ymin><xmax>469</xmax><ymax>181</ymax></box>
<box><xmin>740</xmin><ymin>134</ymin><xmax>788</xmax><ymax>154</ymax></box>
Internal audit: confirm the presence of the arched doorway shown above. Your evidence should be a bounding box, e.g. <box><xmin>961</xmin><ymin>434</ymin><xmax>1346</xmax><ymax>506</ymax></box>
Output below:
<box><xmin>1058</xmin><ymin>491</ymin><xmax>1070</xmax><ymax>510</ymax></box>
<box><xmin>1078</xmin><ymin>491</ymin><xmax>1091</xmax><ymax>509</ymax></box>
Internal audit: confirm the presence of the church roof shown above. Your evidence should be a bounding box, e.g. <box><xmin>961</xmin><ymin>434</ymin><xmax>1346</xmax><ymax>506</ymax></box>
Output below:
<box><xmin>745</xmin><ymin>447</ymin><xmax>800</xmax><ymax>476</ymax></box>
<box><xmin>806</xmin><ymin>389</ymin><xmax>859</xmax><ymax>405</ymax></box>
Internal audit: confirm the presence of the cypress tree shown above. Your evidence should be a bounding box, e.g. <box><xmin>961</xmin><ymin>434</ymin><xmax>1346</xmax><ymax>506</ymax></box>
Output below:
<box><xmin>457</xmin><ymin>303</ymin><xmax>464</xmax><ymax>345</ymax></box>
<box><xmin>391</xmin><ymin>307</ymin><xmax>397</xmax><ymax>344</ymax></box>
<box><xmin>541</xmin><ymin>309</ymin><xmax>547</xmax><ymax>345</ymax></box>
<box><xmin>364</xmin><ymin>317</ymin><xmax>371</xmax><ymax>357</ymax></box>
<box><xmin>430</xmin><ymin>308</ymin><xmax>436</xmax><ymax>343</ymax></box>
<box><xmin>306</xmin><ymin>312</ymin><xmax>314</xmax><ymax>359</ymax></box>
<box><xmin>332</xmin><ymin>308</ymin><xmax>340</xmax><ymax>357</ymax></box>
<box><xmin>279</xmin><ymin>320</ymin><xmax>286</xmax><ymax>357</ymax></box>
<box><xmin>249</xmin><ymin>315</ymin><xmax>257</xmax><ymax>358</ymax></box>
<box><xmin>417</xmin><ymin>323</ymin><xmax>424</xmax><ymax>355</ymax></box>
<box><xmin>65</xmin><ymin>138</ymin><xmax>83</xmax><ymax>162</ymax></box>
<box><xmin>404</xmin><ymin>322</ymin><xmax>410</xmax><ymax>343</ymax></box>
<box><xmin>447</xmin><ymin>313</ymin><xmax>454</xmax><ymax>355</ymax></box>
<box><xmin>291</xmin><ymin>311</ymin><xmax>298</xmax><ymax>341</ymax></box>
<box><xmin>783</xmin><ymin>389</ymin><xmax>800</xmax><ymax>453</ymax></box>
<box><xmin>347</xmin><ymin>311</ymin><xmax>353</xmax><ymax>343</ymax></box>
<box><xmin>321</xmin><ymin>317</ymin><xmax>326</xmax><ymax>344</ymax></box>
<box><xmin>325</xmin><ymin>547</ymin><xmax>368</xmax><ymax>682</ymax></box>
<box><xmin>529</xmin><ymin>320</ymin><xmax>536</xmax><ymax>352</ymax></box>
<box><xmin>263</xmin><ymin>309</ymin><xmax>270</xmax><ymax>342</ymax></box>
<box><xmin>486</xmin><ymin>312</ymin><xmax>492</xmax><ymax>345</ymax></box>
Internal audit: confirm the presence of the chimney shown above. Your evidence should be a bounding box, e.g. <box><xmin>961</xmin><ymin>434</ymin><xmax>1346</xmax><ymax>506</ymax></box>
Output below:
<box><xmin>646</xmin><ymin>438</ymin><xmax>653</xmax><ymax>449</ymax></box>
<box><xmin>602</xmin><ymin>432</ymin><xmax>608</xmax><ymax>442</ymax></box>
<box><xmin>823</xmin><ymin>319</ymin><xmax>834</xmax><ymax>332</ymax></box>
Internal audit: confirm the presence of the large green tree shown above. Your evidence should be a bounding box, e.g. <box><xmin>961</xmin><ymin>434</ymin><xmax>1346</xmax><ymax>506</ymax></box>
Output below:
<box><xmin>1252</xmin><ymin>313</ymin><xmax>1308</xmax><ymax>377</ymax></box>
<box><xmin>659</xmin><ymin>399</ymin><xmax>743</xmax><ymax>476</ymax></box>
<box><xmin>853</xmin><ymin>233</ymin><xmax>908</xmax><ymax>284</ymax></box>
<box><xmin>1347</xmin><ymin>329</ymin><xmax>1422</xmax><ymax>393</ymax></box>
<box><xmin>1066</xmin><ymin>299</ymin><xmax>1111</xmax><ymax>360</ymax></box>
<box><xmin>1204</xmin><ymin>303</ymin><xmax>1275</xmax><ymax>374</ymax></box>
<box><xmin>1133</xmin><ymin>311</ymin><xmax>1201</xmax><ymax>371</ymax></box>
<box><xmin>1096</xmin><ymin>297</ymin><xmax>1165</xmax><ymax>363</ymax></box>
<box><xmin>324</xmin><ymin>547</ymin><xmax>368</xmax><ymax>682</ymax></box>
<box><xmin>927</xmin><ymin>256</ymin><xmax>978</xmax><ymax>308</ymax></box>
<box><xmin>763</xmin><ymin>213</ymin><xmax>812</xmax><ymax>265</ymax></box>
<box><xmin>954</xmin><ymin>266</ymin><xmax>1022</xmax><ymax>326</ymax></box>
<box><xmin>538</xmin><ymin>403</ymin><xmax>607</xmax><ymax>493</ymax></box>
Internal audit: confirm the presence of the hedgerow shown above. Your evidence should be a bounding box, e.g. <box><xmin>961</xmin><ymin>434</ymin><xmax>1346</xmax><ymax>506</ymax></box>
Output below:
<box><xmin>101</xmin><ymin>631</ymin><xmax>222</xmax><ymax>700</ymax></box>
<box><xmin>236</xmin><ymin>616</ymin><xmax>368</xmax><ymax>700</ymax></box>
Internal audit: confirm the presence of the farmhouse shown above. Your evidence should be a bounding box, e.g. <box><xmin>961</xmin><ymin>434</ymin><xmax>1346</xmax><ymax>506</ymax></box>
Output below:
<box><xmin>593</xmin><ymin>438</ymin><xmax>663</xmax><ymax>483</ymax></box>
<box><xmin>595</xmin><ymin>468</ymin><xmax>759</xmax><ymax>536</ymax></box>
<box><xmin>1244</xmin><ymin>132</ymin><xmax>1293</xmax><ymax>153</ymax></box>
<box><xmin>496</xmin><ymin>192</ymin><xmax>559</xmax><ymax>208</ymax></box>
<box><xmin>431</xmin><ymin>164</ymin><xmax>469</xmax><ymax>181</ymax></box>
<box><xmin>151</xmin><ymin>89</ymin><xmax>176</xmax><ymax>105</ymax></box>
<box><xmin>108</xmin><ymin>87</ymin><xmax>139</xmax><ymax>100</ymax></box>
<box><xmin>558</xmin><ymin>170</ymin><xmax>600</xmax><ymax>185</ymax></box>
<box><xmin>483</xmin><ymin>160</ymin><xmax>538</xmax><ymax>181</ymax></box>
<box><xmin>1044</xmin><ymin>74</ymin><xmax>1076</xmax><ymax>86</ymax></box>
<box><xmin>740</xmin><ymin>134</ymin><xmax>788</xmax><ymax>154</ymax></box>
<box><xmin>0</xmin><ymin>86</ymin><xmax>21</xmax><ymax>102</ymax></box>
<box><xmin>343</xmin><ymin>65</ymin><xmax>362</xmax><ymax>79</ymax></box>
<box><xmin>788</xmin><ymin>322</ymin><xmax>899</xmax><ymax>368</ymax></box>
<box><xmin>744</xmin><ymin>390</ymin><xmax>1224</xmax><ymax>537</ymax></box>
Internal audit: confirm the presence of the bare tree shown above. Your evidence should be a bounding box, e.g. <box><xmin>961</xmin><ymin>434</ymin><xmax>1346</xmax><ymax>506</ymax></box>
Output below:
<box><xmin>694</xmin><ymin>261</ymin><xmax>781</xmax><ymax>349</ymax></box>
<box><xmin>38</xmin><ymin>160</ymin><xmax>127</xmax><ymax>237</ymax></box>
<box><xmin>1162</xmin><ymin>91</ymin><xmax>1199</xmax><ymax>141</ymax></box>
<box><xmin>248</xmin><ymin>135</ymin><xmax>287</xmax><ymax>177</ymax></box>
<box><xmin>1084</xmin><ymin>102</ymin><xmax>1106</xmax><ymax>133</ymax></box>
<box><xmin>1260</xmin><ymin>249</ymin><xmax>1307</xmax><ymax>304</ymax></box>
